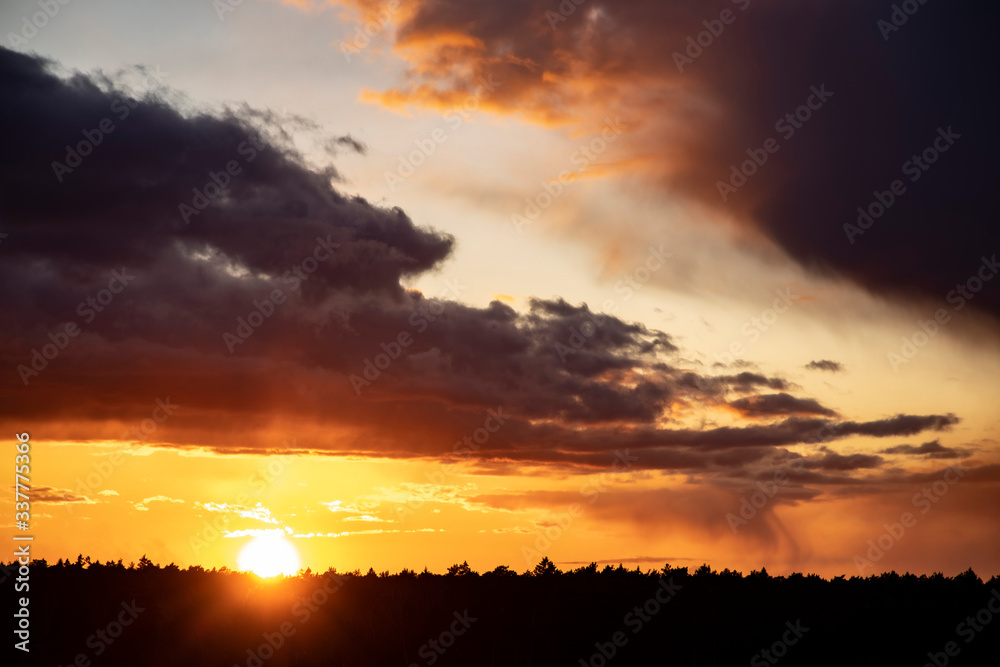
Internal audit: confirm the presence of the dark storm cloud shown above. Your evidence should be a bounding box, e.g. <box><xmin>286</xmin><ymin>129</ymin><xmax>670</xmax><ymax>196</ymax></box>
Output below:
<box><xmin>805</xmin><ymin>360</ymin><xmax>842</xmax><ymax>372</ymax></box>
<box><xmin>0</xmin><ymin>47</ymin><xmax>692</xmax><ymax>439</ymax></box>
<box><xmin>0</xmin><ymin>47</ymin><xmax>452</xmax><ymax>296</ymax></box>
<box><xmin>443</xmin><ymin>411</ymin><xmax>957</xmax><ymax>476</ymax></box>
<box><xmin>881</xmin><ymin>439</ymin><xmax>972</xmax><ymax>460</ymax></box>
<box><xmin>0</xmin><ymin>47</ymin><xmax>962</xmax><ymax>492</ymax></box>
<box><xmin>364</xmin><ymin>0</ymin><xmax>1000</xmax><ymax>320</ymax></box>
<box><xmin>728</xmin><ymin>392</ymin><xmax>838</xmax><ymax>418</ymax></box>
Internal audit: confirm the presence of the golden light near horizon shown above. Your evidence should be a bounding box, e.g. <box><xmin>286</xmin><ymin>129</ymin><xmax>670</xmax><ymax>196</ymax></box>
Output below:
<box><xmin>1</xmin><ymin>0</ymin><xmax>999</xmax><ymax>595</ymax></box>
<box><xmin>237</xmin><ymin>534</ymin><xmax>301</xmax><ymax>578</ymax></box>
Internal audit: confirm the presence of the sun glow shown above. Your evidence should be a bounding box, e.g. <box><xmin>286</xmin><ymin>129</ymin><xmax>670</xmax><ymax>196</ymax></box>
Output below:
<box><xmin>237</xmin><ymin>534</ymin><xmax>301</xmax><ymax>578</ymax></box>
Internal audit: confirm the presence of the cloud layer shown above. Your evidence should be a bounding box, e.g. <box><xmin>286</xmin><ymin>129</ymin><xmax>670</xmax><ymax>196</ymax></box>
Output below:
<box><xmin>353</xmin><ymin>0</ymin><xmax>999</xmax><ymax>319</ymax></box>
<box><xmin>0</xmin><ymin>45</ymin><xmax>977</xmax><ymax>507</ymax></box>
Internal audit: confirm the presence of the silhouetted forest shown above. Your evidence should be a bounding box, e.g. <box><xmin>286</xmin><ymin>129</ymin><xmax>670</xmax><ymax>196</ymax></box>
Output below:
<box><xmin>5</xmin><ymin>557</ymin><xmax>1000</xmax><ymax>666</ymax></box>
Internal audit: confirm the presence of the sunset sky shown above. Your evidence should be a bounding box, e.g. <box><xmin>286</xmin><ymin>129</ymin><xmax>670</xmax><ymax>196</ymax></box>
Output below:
<box><xmin>2</xmin><ymin>0</ymin><xmax>998</xmax><ymax>579</ymax></box>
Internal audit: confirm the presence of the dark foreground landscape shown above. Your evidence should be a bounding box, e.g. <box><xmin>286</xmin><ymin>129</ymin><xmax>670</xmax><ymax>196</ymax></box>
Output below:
<box><xmin>5</xmin><ymin>558</ymin><xmax>999</xmax><ymax>666</ymax></box>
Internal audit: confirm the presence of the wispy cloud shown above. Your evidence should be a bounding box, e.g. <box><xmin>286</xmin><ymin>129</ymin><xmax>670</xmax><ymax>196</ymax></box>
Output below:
<box><xmin>133</xmin><ymin>496</ymin><xmax>185</xmax><ymax>512</ymax></box>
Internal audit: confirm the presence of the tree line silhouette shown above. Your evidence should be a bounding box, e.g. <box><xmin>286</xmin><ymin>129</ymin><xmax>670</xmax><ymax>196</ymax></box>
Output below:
<box><xmin>4</xmin><ymin>556</ymin><xmax>999</xmax><ymax>666</ymax></box>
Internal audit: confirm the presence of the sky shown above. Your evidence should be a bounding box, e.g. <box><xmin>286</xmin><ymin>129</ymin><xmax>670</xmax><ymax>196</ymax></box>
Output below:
<box><xmin>1</xmin><ymin>0</ymin><xmax>998</xmax><ymax>579</ymax></box>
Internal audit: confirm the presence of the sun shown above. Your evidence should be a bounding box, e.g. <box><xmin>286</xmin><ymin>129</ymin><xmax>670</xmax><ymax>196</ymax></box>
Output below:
<box><xmin>237</xmin><ymin>534</ymin><xmax>301</xmax><ymax>578</ymax></box>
